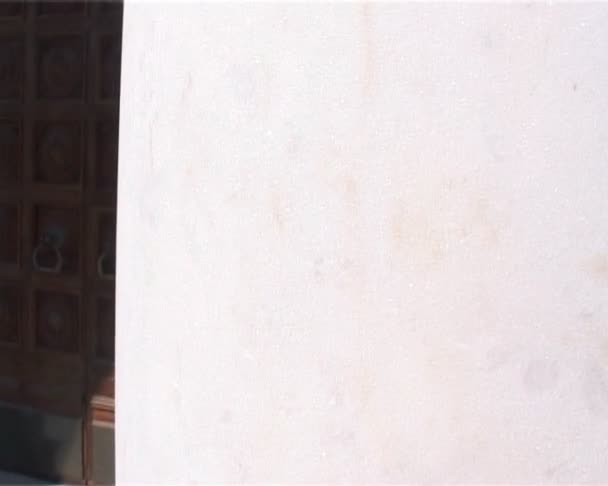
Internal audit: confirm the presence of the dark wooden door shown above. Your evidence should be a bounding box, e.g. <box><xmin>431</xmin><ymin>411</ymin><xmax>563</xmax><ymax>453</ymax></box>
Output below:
<box><xmin>0</xmin><ymin>1</ymin><xmax>121</xmax><ymax>483</ymax></box>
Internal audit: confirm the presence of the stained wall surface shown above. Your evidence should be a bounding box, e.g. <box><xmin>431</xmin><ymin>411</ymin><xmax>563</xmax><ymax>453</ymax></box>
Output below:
<box><xmin>116</xmin><ymin>3</ymin><xmax>608</xmax><ymax>482</ymax></box>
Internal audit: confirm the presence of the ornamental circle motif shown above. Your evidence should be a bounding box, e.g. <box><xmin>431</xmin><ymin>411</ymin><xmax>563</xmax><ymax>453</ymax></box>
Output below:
<box><xmin>39</xmin><ymin>297</ymin><xmax>73</xmax><ymax>350</ymax></box>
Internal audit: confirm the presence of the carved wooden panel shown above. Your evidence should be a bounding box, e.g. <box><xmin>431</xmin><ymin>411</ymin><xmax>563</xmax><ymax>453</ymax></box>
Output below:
<box><xmin>37</xmin><ymin>35</ymin><xmax>84</xmax><ymax>100</ymax></box>
<box><xmin>95</xmin><ymin>120</ymin><xmax>118</xmax><ymax>192</ymax></box>
<box><xmin>38</xmin><ymin>1</ymin><xmax>85</xmax><ymax>16</ymax></box>
<box><xmin>0</xmin><ymin>282</ymin><xmax>21</xmax><ymax>345</ymax></box>
<box><xmin>34</xmin><ymin>289</ymin><xmax>79</xmax><ymax>354</ymax></box>
<box><xmin>99</xmin><ymin>35</ymin><xmax>121</xmax><ymax>100</ymax></box>
<box><xmin>96</xmin><ymin>211</ymin><xmax>115</xmax><ymax>280</ymax></box>
<box><xmin>90</xmin><ymin>295</ymin><xmax>115</xmax><ymax>420</ymax></box>
<box><xmin>0</xmin><ymin>121</ymin><xmax>21</xmax><ymax>185</ymax></box>
<box><xmin>0</xmin><ymin>2</ymin><xmax>23</xmax><ymax>17</ymax></box>
<box><xmin>94</xmin><ymin>296</ymin><xmax>113</xmax><ymax>362</ymax></box>
<box><xmin>0</xmin><ymin>203</ymin><xmax>19</xmax><ymax>266</ymax></box>
<box><xmin>35</xmin><ymin>121</ymin><xmax>83</xmax><ymax>186</ymax></box>
<box><xmin>34</xmin><ymin>205</ymin><xmax>80</xmax><ymax>274</ymax></box>
<box><xmin>0</xmin><ymin>37</ymin><xmax>23</xmax><ymax>100</ymax></box>
<box><xmin>0</xmin><ymin>1</ymin><xmax>122</xmax><ymax>480</ymax></box>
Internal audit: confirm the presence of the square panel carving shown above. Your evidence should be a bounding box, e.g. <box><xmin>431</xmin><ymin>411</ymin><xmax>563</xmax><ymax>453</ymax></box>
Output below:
<box><xmin>38</xmin><ymin>1</ymin><xmax>85</xmax><ymax>16</ymax></box>
<box><xmin>0</xmin><ymin>283</ymin><xmax>20</xmax><ymax>344</ymax></box>
<box><xmin>35</xmin><ymin>122</ymin><xmax>83</xmax><ymax>186</ymax></box>
<box><xmin>37</xmin><ymin>36</ymin><xmax>84</xmax><ymax>99</ymax></box>
<box><xmin>34</xmin><ymin>290</ymin><xmax>79</xmax><ymax>353</ymax></box>
<box><xmin>0</xmin><ymin>204</ymin><xmax>19</xmax><ymax>265</ymax></box>
<box><xmin>34</xmin><ymin>205</ymin><xmax>80</xmax><ymax>274</ymax></box>
<box><xmin>95</xmin><ymin>120</ymin><xmax>118</xmax><ymax>191</ymax></box>
<box><xmin>0</xmin><ymin>38</ymin><xmax>23</xmax><ymax>100</ymax></box>
<box><xmin>95</xmin><ymin>297</ymin><xmax>114</xmax><ymax>362</ymax></box>
<box><xmin>99</xmin><ymin>35</ymin><xmax>121</xmax><ymax>99</ymax></box>
<box><xmin>0</xmin><ymin>121</ymin><xmax>21</xmax><ymax>185</ymax></box>
<box><xmin>0</xmin><ymin>2</ymin><xmax>23</xmax><ymax>17</ymax></box>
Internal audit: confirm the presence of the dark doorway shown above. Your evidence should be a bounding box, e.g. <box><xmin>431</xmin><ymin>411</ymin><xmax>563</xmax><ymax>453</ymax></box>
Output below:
<box><xmin>0</xmin><ymin>1</ymin><xmax>121</xmax><ymax>483</ymax></box>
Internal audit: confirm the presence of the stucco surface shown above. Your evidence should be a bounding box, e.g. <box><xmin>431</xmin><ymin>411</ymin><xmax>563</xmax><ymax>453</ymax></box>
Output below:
<box><xmin>116</xmin><ymin>3</ymin><xmax>608</xmax><ymax>483</ymax></box>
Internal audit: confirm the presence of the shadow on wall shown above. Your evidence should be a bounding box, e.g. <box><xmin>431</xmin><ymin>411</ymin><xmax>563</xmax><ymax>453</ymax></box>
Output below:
<box><xmin>0</xmin><ymin>469</ymin><xmax>48</xmax><ymax>485</ymax></box>
<box><xmin>0</xmin><ymin>407</ymin><xmax>80</xmax><ymax>483</ymax></box>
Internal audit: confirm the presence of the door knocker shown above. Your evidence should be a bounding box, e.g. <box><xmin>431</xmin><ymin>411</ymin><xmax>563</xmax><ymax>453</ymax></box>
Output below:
<box><xmin>32</xmin><ymin>233</ymin><xmax>63</xmax><ymax>274</ymax></box>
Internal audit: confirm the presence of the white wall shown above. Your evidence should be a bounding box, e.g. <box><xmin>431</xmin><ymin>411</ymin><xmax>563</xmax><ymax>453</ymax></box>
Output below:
<box><xmin>116</xmin><ymin>3</ymin><xmax>608</xmax><ymax>483</ymax></box>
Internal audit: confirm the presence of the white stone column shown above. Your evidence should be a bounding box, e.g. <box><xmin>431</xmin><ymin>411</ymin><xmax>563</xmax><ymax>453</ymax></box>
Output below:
<box><xmin>116</xmin><ymin>3</ymin><xmax>608</xmax><ymax>482</ymax></box>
